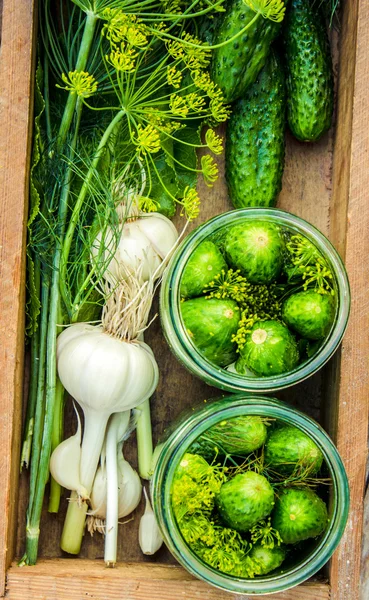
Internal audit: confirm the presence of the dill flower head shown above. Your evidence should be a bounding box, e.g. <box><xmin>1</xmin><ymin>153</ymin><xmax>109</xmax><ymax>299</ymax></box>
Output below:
<box><xmin>250</xmin><ymin>518</ymin><xmax>283</xmax><ymax>549</ymax></box>
<box><xmin>244</xmin><ymin>0</ymin><xmax>286</xmax><ymax>22</ymax></box>
<box><xmin>58</xmin><ymin>71</ymin><xmax>98</xmax><ymax>98</ymax></box>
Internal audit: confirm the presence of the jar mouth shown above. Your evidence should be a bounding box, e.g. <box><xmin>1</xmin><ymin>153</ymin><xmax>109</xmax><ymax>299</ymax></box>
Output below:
<box><xmin>151</xmin><ymin>395</ymin><xmax>350</xmax><ymax>595</ymax></box>
<box><xmin>160</xmin><ymin>208</ymin><xmax>351</xmax><ymax>392</ymax></box>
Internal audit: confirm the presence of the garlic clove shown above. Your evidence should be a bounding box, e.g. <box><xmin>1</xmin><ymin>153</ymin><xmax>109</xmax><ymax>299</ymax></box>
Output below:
<box><xmin>117</xmin><ymin>458</ymin><xmax>142</xmax><ymax>518</ymax></box>
<box><xmin>49</xmin><ymin>407</ymin><xmax>88</xmax><ymax>498</ymax></box>
<box><xmin>139</xmin><ymin>487</ymin><xmax>164</xmax><ymax>555</ymax></box>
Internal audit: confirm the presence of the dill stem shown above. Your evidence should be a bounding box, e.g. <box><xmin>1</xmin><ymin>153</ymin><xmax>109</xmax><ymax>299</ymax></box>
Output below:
<box><xmin>136</xmin><ymin>398</ymin><xmax>153</xmax><ymax>480</ymax></box>
<box><xmin>60</xmin><ymin>109</ymin><xmax>126</xmax><ymax>316</ymax></box>
<box><xmin>148</xmin><ymin>12</ymin><xmax>260</xmax><ymax>50</ymax></box>
<box><xmin>48</xmin><ymin>377</ymin><xmax>65</xmax><ymax>513</ymax></box>
<box><xmin>24</xmin><ymin>100</ymin><xmax>83</xmax><ymax>565</ymax></box>
<box><xmin>20</xmin><ymin>255</ymin><xmax>41</xmax><ymax>471</ymax></box>
<box><xmin>57</xmin><ymin>12</ymin><xmax>97</xmax><ymax>150</ymax></box>
<box><xmin>28</xmin><ymin>272</ymin><xmax>50</xmax><ymax>514</ymax></box>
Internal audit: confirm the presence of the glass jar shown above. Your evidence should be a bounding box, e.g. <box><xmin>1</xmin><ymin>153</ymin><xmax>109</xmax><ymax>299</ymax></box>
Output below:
<box><xmin>151</xmin><ymin>394</ymin><xmax>349</xmax><ymax>595</ymax></box>
<box><xmin>160</xmin><ymin>208</ymin><xmax>350</xmax><ymax>392</ymax></box>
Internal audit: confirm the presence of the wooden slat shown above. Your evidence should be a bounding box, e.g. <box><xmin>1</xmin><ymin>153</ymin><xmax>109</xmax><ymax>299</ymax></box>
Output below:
<box><xmin>0</xmin><ymin>0</ymin><xmax>36</xmax><ymax>596</ymax></box>
<box><xmin>6</xmin><ymin>560</ymin><xmax>330</xmax><ymax>600</ymax></box>
<box><xmin>328</xmin><ymin>0</ymin><xmax>369</xmax><ymax>599</ymax></box>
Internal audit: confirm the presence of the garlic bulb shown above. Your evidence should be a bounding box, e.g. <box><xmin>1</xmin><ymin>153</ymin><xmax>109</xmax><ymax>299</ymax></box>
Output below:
<box><xmin>57</xmin><ymin>323</ymin><xmax>159</xmax><ymax>495</ymax></box>
<box><xmin>139</xmin><ymin>488</ymin><xmax>164</xmax><ymax>555</ymax></box>
<box><xmin>91</xmin><ymin>212</ymin><xmax>178</xmax><ymax>283</ymax></box>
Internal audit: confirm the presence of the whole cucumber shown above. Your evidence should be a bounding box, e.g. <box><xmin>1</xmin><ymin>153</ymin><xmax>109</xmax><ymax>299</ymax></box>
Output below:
<box><xmin>284</xmin><ymin>0</ymin><xmax>333</xmax><ymax>142</ymax></box>
<box><xmin>226</xmin><ymin>51</ymin><xmax>286</xmax><ymax>208</ymax></box>
<box><xmin>211</xmin><ymin>0</ymin><xmax>283</xmax><ymax>103</ymax></box>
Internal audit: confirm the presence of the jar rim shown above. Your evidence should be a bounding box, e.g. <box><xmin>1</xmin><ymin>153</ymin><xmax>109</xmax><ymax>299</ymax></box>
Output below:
<box><xmin>151</xmin><ymin>394</ymin><xmax>350</xmax><ymax>594</ymax></box>
<box><xmin>160</xmin><ymin>208</ymin><xmax>351</xmax><ymax>392</ymax></box>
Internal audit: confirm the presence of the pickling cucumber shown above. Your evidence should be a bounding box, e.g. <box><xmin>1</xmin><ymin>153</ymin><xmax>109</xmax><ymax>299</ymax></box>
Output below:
<box><xmin>226</xmin><ymin>51</ymin><xmax>286</xmax><ymax>208</ymax></box>
<box><xmin>181</xmin><ymin>297</ymin><xmax>240</xmax><ymax>366</ymax></box>
<box><xmin>283</xmin><ymin>0</ymin><xmax>334</xmax><ymax>141</ymax></box>
<box><xmin>211</xmin><ymin>0</ymin><xmax>283</xmax><ymax>102</ymax></box>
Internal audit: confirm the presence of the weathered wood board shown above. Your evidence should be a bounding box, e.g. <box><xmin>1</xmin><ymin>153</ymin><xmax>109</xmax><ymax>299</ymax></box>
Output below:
<box><xmin>0</xmin><ymin>0</ymin><xmax>368</xmax><ymax>599</ymax></box>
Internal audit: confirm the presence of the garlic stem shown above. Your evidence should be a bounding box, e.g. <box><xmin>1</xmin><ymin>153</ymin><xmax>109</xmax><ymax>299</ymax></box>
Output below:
<box><xmin>104</xmin><ymin>414</ymin><xmax>125</xmax><ymax>566</ymax></box>
<box><xmin>136</xmin><ymin>398</ymin><xmax>153</xmax><ymax>480</ymax></box>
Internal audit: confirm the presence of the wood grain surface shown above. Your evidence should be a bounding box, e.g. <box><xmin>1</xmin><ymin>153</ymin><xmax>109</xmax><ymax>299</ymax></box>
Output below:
<box><xmin>327</xmin><ymin>1</ymin><xmax>369</xmax><ymax>599</ymax></box>
<box><xmin>0</xmin><ymin>0</ymin><xmax>36</xmax><ymax>596</ymax></box>
<box><xmin>6</xmin><ymin>560</ymin><xmax>330</xmax><ymax>600</ymax></box>
<box><xmin>0</xmin><ymin>0</ymin><xmax>368</xmax><ymax>598</ymax></box>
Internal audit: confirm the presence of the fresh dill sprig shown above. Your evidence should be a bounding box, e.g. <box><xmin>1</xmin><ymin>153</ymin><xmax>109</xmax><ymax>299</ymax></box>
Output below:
<box><xmin>284</xmin><ymin>234</ymin><xmax>335</xmax><ymax>296</ymax></box>
<box><xmin>250</xmin><ymin>518</ymin><xmax>283</xmax><ymax>549</ymax></box>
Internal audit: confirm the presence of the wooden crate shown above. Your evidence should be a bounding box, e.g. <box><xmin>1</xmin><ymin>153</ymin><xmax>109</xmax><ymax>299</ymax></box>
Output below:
<box><xmin>0</xmin><ymin>0</ymin><xmax>368</xmax><ymax>598</ymax></box>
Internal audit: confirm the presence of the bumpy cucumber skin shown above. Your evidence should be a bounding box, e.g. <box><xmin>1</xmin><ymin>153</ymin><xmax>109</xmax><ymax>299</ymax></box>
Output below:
<box><xmin>181</xmin><ymin>297</ymin><xmax>240</xmax><ymax>366</ymax></box>
<box><xmin>211</xmin><ymin>0</ymin><xmax>282</xmax><ymax>103</ymax></box>
<box><xmin>249</xmin><ymin>543</ymin><xmax>286</xmax><ymax>575</ymax></box>
<box><xmin>241</xmin><ymin>320</ymin><xmax>299</xmax><ymax>377</ymax></box>
<box><xmin>282</xmin><ymin>290</ymin><xmax>335</xmax><ymax>340</ymax></box>
<box><xmin>226</xmin><ymin>51</ymin><xmax>286</xmax><ymax>208</ymax></box>
<box><xmin>216</xmin><ymin>471</ymin><xmax>275</xmax><ymax>532</ymax></box>
<box><xmin>265</xmin><ymin>424</ymin><xmax>324</xmax><ymax>475</ymax></box>
<box><xmin>190</xmin><ymin>416</ymin><xmax>268</xmax><ymax>458</ymax></box>
<box><xmin>180</xmin><ymin>240</ymin><xmax>227</xmax><ymax>299</ymax></box>
<box><xmin>224</xmin><ymin>221</ymin><xmax>284</xmax><ymax>284</ymax></box>
<box><xmin>272</xmin><ymin>487</ymin><xmax>328</xmax><ymax>544</ymax></box>
<box><xmin>284</xmin><ymin>0</ymin><xmax>334</xmax><ymax>142</ymax></box>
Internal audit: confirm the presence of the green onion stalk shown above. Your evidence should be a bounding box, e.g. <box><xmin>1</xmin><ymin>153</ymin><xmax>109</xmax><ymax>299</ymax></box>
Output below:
<box><xmin>21</xmin><ymin>0</ymin><xmax>284</xmax><ymax>565</ymax></box>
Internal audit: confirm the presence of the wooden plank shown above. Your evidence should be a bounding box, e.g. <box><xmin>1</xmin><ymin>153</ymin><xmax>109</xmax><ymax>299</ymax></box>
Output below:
<box><xmin>327</xmin><ymin>0</ymin><xmax>369</xmax><ymax>599</ymax></box>
<box><xmin>0</xmin><ymin>0</ymin><xmax>36</xmax><ymax>596</ymax></box>
<box><xmin>6</xmin><ymin>560</ymin><xmax>330</xmax><ymax>600</ymax></box>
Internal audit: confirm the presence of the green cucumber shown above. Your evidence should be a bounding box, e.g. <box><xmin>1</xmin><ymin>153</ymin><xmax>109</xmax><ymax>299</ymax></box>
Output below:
<box><xmin>181</xmin><ymin>297</ymin><xmax>240</xmax><ymax>366</ymax></box>
<box><xmin>249</xmin><ymin>543</ymin><xmax>286</xmax><ymax>575</ymax></box>
<box><xmin>240</xmin><ymin>320</ymin><xmax>299</xmax><ymax>377</ymax></box>
<box><xmin>272</xmin><ymin>487</ymin><xmax>328</xmax><ymax>544</ymax></box>
<box><xmin>282</xmin><ymin>290</ymin><xmax>335</xmax><ymax>340</ymax></box>
<box><xmin>180</xmin><ymin>240</ymin><xmax>227</xmax><ymax>299</ymax></box>
<box><xmin>265</xmin><ymin>424</ymin><xmax>323</xmax><ymax>475</ymax></box>
<box><xmin>190</xmin><ymin>416</ymin><xmax>268</xmax><ymax>458</ymax></box>
<box><xmin>224</xmin><ymin>221</ymin><xmax>284</xmax><ymax>284</ymax></box>
<box><xmin>284</xmin><ymin>0</ymin><xmax>334</xmax><ymax>141</ymax></box>
<box><xmin>226</xmin><ymin>51</ymin><xmax>286</xmax><ymax>208</ymax></box>
<box><xmin>211</xmin><ymin>0</ymin><xmax>283</xmax><ymax>103</ymax></box>
<box><xmin>216</xmin><ymin>471</ymin><xmax>275</xmax><ymax>532</ymax></box>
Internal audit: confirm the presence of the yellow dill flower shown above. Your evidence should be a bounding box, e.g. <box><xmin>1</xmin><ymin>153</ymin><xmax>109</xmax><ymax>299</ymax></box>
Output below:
<box><xmin>210</xmin><ymin>96</ymin><xmax>231</xmax><ymax>122</ymax></box>
<box><xmin>167</xmin><ymin>40</ymin><xmax>185</xmax><ymax>61</ymax></box>
<box><xmin>102</xmin><ymin>9</ymin><xmax>149</xmax><ymax>47</ymax></box>
<box><xmin>186</xmin><ymin>92</ymin><xmax>206</xmax><ymax>112</ymax></box>
<box><xmin>167</xmin><ymin>66</ymin><xmax>183</xmax><ymax>89</ymax></box>
<box><xmin>160</xmin><ymin>0</ymin><xmax>183</xmax><ymax>14</ymax></box>
<box><xmin>106</xmin><ymin>46</ymin><xmax>138</xmax><ymax>72</ymax></box>
<box><xmin>134</xmin><ymin>124</ymin><xmax>161</xmax><ymax>155</ymax></box>
<box><xmin>181</xmin><ymin>33</ymin><xmax>211</xmax><ymax>70</ymax></box>
<box><xmin>139</xmin><ymin>196</ymin><xmax>159</xmax><ymax>213</ymax></box>
<box><xmin>160</xmin><ymin>121</ymin><xmax>184</xmax><ymax>134</ymax></box>
<box><xmin>244</xmin><ymin>0</ymin><xmax>286</xmax><ymax>22</ymax></box>
<box><xmin>205</xmin><ymin>129</ymin><xmax>224</xmax><ymax>155</ymax></box>
<box><xmin>58</xmin><ymin>71</ymin><xmax>98</xmax><ymax>98</ymax></box>
<box><xmin>170</xmin><ymin>94</ymin><xmax>189</xmax><ymax>118</ymax></box>
<box><xmin>201</xmin><ymin>155</ymin><xmax>219</xmax><ymax>187</ymax></box>
<box><xmin>181</xmin><ymin>186</ymin><xmax>200</xmax><ymax>221</ymax></box>
<box><xmin>192</xmin><ymin>70</ymin><xmax>213</xmax><ymax>93</ymax></box>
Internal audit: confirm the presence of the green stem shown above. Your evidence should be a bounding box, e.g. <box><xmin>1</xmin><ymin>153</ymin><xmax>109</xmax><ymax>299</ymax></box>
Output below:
<box><xmin>28</xmin><ymin>271</ymin><xmax>50</xmax><ymax>513</ymax></box>
<box><xmin>20</xmin><ymin>255</ymin><xmax>41</xmax><ymax>471</ymax></box>
<box><xmin>48</xmin><ymin>377</ymin><xmax>65</xmax><ymax>513</ymax></box>
<box><xmin>136</xmin><ymin>398</ymin><xmax>153</xmax><ymax>480</ymax></box>
<box><xmin>57</xmin><ymin>12</ymin><xmax>97</xmax><ymax>150</ymax></box>
<box><xmin>60</xmin><ymin>494</ymin><xmax>88</xmax><ymax>555</ymax></box>
<box><xmin>147</xmin><ymin>13</ymin><xmax>260</xmax><ymax>50</ymax></box>
<box><xmin>24</xmin><ymin>101</ymin><xmax>83</xmax><ymax>565</ymax></box>
<box><xmin>60</xmin><ymin>109</ymin><xmax>126</xmax><ymax>316</ymax></box>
